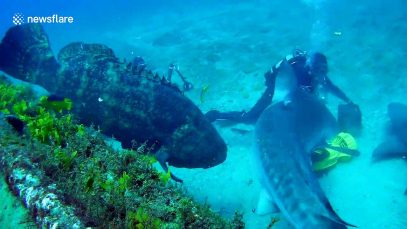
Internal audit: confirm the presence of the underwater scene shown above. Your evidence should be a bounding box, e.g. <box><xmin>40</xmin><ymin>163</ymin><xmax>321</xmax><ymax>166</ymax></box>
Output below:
<box><xmin>0</xmin><ymin>0</ymin><xmax>406</xmax><ymax>228</ymax></box>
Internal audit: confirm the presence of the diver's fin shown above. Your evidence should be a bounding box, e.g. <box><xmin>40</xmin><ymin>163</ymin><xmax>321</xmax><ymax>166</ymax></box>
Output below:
<box><xmin>320</xmin><ymin>132</ymin><xmax>360</xmax><ymax>156</ymax></box>
<box><xmin>254</xmin><ymin>188</ymin><xmax>279</xmax><ymax>215</ymax></box>
<box><xmin>156</xmin><ymin>150</ymin><xmax>183</xmax><ymax>183</ymax></box>
<box><xmin>323</xmin><ymin>144</ymin><xmax>361</xmax><ymax>156</ymax></box>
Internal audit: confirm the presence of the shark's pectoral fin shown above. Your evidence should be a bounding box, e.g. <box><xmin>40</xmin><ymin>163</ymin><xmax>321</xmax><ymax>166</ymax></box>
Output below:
<box><xmin>156</xmin><ymin>149</ymin><xmax>183</xmax><ymax>183</ymax></box>
<box><xmin>254</xmin><ymin>188</ymin><xmax>279</xmax><ymax>215</ymax></box>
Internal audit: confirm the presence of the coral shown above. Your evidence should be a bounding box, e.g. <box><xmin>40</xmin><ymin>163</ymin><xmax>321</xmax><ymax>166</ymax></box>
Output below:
<box><xmin>0</xmin><ymin>79</ymin><xmax>84</xmax><ymax>146</ymax></box>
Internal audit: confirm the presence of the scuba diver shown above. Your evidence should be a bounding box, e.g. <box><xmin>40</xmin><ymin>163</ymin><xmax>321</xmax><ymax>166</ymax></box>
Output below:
<box><xmin>167</xmin><ymin>63</ymin><xmax>194</xmax><ymax>91</ymax></box>
<box><xmin>205</xmin><ymin>50</ymin><xmax>362</xmax><ymax>172</ymax></box>
<box><xmin>205</xmin><ymin>50</ymin><xmax>356</xmax><ymax>124</ymax></box>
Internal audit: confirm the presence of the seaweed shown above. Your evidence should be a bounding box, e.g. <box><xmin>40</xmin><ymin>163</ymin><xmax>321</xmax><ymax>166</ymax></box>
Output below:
<box><xmin>0</xmin><ymin>78</ymin><xmax>245</xmax><ymax>228</ymax></box>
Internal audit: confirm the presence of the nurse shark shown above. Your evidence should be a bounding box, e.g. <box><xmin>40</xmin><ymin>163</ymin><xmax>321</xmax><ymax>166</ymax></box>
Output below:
<box><xmin>372</xmin><ymin>103</ymin><xmax>407</xmax><ymax>194</ymax></box>
<box><xmin>254</xmin><ymin>89</ymin><xmax>355</xmax><ymax>228</ymax></box>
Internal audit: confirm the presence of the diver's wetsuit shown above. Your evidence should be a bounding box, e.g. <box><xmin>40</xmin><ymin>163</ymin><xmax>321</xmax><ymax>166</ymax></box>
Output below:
<box><xmin>205</xmin><ymin>52</ymin><xmax>352</xmax><ymax>124</ymax></box>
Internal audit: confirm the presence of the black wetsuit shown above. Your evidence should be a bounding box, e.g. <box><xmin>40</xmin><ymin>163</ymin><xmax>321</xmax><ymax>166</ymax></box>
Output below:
<box><xmin>205</xmin><ymin>53</ymin><xmax>352</xmax><ymax>124</ymax></box>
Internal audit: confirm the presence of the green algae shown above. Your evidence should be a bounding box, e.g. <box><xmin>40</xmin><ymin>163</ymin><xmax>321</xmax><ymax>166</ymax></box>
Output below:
<box><xmin>0</xmin><ymin>77</ymin><xmax>245</xmax><ymax>228</ymax></box>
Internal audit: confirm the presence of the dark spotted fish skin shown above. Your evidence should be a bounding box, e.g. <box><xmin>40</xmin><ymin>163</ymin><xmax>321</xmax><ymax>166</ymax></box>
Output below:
<box><xmin>0</xmin><ymin>24</ymin><xmax>226</xmax><ymax>169</ymax></box>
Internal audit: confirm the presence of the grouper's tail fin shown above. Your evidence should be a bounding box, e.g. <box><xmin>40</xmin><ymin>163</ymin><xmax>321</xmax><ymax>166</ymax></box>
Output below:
<box><xmin>0</xmin><ymin>24</ymin><xmax>59</xmax><ymax>87</ymax></box>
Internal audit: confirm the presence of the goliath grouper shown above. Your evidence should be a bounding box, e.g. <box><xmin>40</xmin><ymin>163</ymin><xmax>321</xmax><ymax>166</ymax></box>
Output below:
<box><xmin>0</xmin><ymin>24</ymin><xmax>227</xmax><ymax>180</ymax></box>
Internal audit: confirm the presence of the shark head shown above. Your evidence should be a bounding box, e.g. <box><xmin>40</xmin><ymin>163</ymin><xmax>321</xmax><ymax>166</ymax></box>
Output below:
<box><xmin>388</xmin><ymin>103</ymin><xmax>407</xmax><ymax>146</ymax></box>
<box><xmin>373</xmin><ymin>103</ymin><xmax>407</xmax><ymax>162</ymax></box>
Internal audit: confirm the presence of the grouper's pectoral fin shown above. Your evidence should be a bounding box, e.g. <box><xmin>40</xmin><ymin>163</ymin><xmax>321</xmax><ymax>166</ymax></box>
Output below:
<box><xmin>156</xmin><ymin>150</ymin><xmax>184</xmax><ymax>183</ymax></box>
<box><xmin>254</xmin><ymin>188</ymin><xmax>279</xmax><ymax>215</ymax></box>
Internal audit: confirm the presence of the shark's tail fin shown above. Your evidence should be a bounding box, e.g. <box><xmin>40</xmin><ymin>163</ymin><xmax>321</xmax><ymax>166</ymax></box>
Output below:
<box><xmin>0</xmin><ymin>24</ymin><xmax>59</xmax><ymax>87</ymax></box>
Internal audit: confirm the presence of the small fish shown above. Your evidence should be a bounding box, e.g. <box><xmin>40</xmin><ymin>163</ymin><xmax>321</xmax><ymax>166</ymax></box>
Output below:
<box><xmin>200</xmin><ymin>84</ymin><xmax>210</xmax><ymax>104</ymax></box>
<box><xmin>39</xmin><ymin>95</ymin><xmax>73</xmax><ymax>112</ymax></box>
<box><xmin>5</xmin><ymin>115</ymin><xmax>25</xmax><ymax>135</ymax></box>
<box><xmin>267</xmin><ymin>217</ymin><xmax>279</xmax><ymax>229</ymax></box>
<box><xmin>231</xmin><ymin>128</ymin><xmax>251</xmax><ymax>135</ymax></box>
<box><xmin>47</xmin><ymin>94</ymin><xmax>66</xmax><ymax>101</ymax></box>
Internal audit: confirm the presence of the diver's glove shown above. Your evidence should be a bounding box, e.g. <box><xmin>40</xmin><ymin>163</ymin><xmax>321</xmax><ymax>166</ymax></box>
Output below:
<box><xmin>264</xmin><ymin>68</ymin><xmax>277</xmax><ymax>87</ymax></box>
<box><xmin>264</xmin><ymin>71</ymin><xmax>277</xmax><ymax>87</ymax></box>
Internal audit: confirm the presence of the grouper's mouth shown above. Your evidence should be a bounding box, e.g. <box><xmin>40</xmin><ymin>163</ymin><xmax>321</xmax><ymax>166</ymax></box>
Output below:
<box><xmin>169</xmin><ymin>136</ymin><xmax>227</xmax><ymax>169</ymax></box>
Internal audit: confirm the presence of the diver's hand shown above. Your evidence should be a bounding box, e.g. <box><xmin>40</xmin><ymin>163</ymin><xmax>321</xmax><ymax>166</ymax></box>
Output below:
<box><xmin>264</xmin><ymin>70</ymin><xmax>277</xmax><ymax>87</ymax></box>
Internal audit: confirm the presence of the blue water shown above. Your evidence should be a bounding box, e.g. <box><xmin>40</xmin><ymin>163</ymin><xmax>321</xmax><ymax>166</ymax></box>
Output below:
<box><xmin>1</xmin><ymin>0</ymin><xmax>406</xmax><ymax>228</ymax></box>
